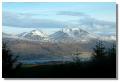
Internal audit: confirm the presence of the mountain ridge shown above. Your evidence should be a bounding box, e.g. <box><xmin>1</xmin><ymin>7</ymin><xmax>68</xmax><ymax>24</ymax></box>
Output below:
<box><xmin>2</xmin><ymin>27</ymin><xmax>116</xmax><ymax>42</ymax></box>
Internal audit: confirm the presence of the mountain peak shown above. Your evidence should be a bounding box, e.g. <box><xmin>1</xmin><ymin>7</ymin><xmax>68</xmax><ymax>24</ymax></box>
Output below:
<box><xmin>62</xmin><ymin>27</ymin><xmax>87</xmax><ymax>33</ymax></box>
<box><xmin>17</xmin><ymin>29</ymin><xmax>48</xmax><ymax>41</ymax></box>
<box><xmin>3</xmin><ymin>27</ymin><xmax>116</xmax><ymax>42</ymax></box>
<box><xmin>30</xmin><ymin>29</ymin><xmax>46</xmax><ymax>36</ymax></box>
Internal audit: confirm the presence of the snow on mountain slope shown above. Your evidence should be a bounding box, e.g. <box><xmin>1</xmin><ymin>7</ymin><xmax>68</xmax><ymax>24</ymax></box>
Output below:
<box><xmin>49</xmin><ymin>30</ymin><xmax>74</xmax><ymax>42</ymax></box>
<box><xmin>17</xmin><ymin>32</ymin><xmax>28</xmax><ymax>37</ymax></box>
<box><xmin>17</xmin><ymin>30</ymin><xmax>48</xmax><ymax>41</ymax></box>
<box><xmin>3</xmin><ymin>28</ymin><xmax>116</xmax><ymax>42</ymax></box>
<box><xmin>50</xmin><ymin>27</ymin><xmax>98</xmax><ymax>43</ymax></box>
<box><xmin>63</xmin><ymin>27</ymin><xmax>97</xmax><ymax>38</ymax></box>
<box><xmin>30</xmin><ymin>30</ymin><xmax>47</xmax><ymax>36</ymax></box>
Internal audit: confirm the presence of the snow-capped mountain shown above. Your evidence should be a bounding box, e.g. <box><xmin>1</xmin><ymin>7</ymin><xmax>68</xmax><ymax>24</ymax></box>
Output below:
<box><xmin>17</xmin><ymin>32</ymin><xmax>28</xmax><ymax>37</ymax></box>
<box><xmin>49</xmin><ymin>30</ymin><xmax>73</xmax><ymax>42</ymax></box>
<box><xmin>3</xmin><ymin>28</ymin><xmax>116</xmax><ymax>42</ymax></box>
<box><xmin>18</xmin><ymin>30</ymin><xmax>48</xmax><ymax>41</ymax></box>
<box><xmin>49</xmin><ymin>27</ymin><xmax>98</xmax><ymax>43</ymax></box>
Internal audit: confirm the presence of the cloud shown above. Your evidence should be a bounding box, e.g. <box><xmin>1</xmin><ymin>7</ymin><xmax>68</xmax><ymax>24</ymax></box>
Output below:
<box><xmin>3</xmin><ymin>11</ymin><xmax>116</xmax><ymax>35</ymax></box>
<box><xmin>58</xmin><ymin>11</ymin><xmax>116</xmax><ymax>35</ymax></box>
<box><xmin>77</xmin><ymin>17</ymin><xmax>116</xmax><ymax>35</ymax></box>
<box><xmin>2</xmin><ymin>11</ymin><xmax>66</xmax><ymax>28</ymax></box>
<box><xmin>57</xmin><ymin>11</ymin><xmax>88</xmax><ymax>17</ymax></box>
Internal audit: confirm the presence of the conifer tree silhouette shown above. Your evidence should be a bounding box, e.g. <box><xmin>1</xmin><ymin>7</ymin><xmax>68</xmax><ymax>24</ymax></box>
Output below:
<box><xmin>2</xmin><ymin>42</ymin><xmax>21</xmax><ymax>78</ymax></box>
<box><xmin>93</xmin><ymin>41</ymin><xmax>106</xmax><ymax>62</ymax></box>
<box><xmin>108</xmin><ymin>43</ymin><xmax>116</xmax><ymax>65</ymax></box>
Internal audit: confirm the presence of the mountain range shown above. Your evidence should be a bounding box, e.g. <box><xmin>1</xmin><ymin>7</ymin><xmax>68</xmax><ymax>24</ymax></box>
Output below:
<box><xmin>2</xmin><ymin>27</ymin><xmax>116</xmax><ymax>43</ymax></box>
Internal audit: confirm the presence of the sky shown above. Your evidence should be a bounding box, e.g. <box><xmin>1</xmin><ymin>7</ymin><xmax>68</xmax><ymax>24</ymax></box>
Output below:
<box><xmin>2</xmin><ymin>2</ymin><xmax>116</xmax><ymax>35</ymax></box>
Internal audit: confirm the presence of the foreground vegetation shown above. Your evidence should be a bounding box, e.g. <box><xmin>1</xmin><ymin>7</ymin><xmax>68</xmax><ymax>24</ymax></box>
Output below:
<box><xmin>2</xmin><ymin>41</ymin><xmax>116</xmax><ymax>78</ymax></box>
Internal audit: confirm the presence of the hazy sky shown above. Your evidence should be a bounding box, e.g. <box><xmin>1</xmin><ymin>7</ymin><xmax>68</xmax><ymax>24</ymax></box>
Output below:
<box><xmin>2</xmin><ymin>2</ymin><xmax>116</xmax><ymax>35</ymax></box>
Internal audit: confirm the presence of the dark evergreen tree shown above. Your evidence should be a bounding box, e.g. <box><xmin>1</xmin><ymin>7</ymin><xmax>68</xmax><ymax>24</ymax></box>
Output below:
<box><xmin>107</xmin><ymin>43</ymin><xmax>116</xmax><ymax>65</ymax></box>
<box><xmin>2</xmin><ymin>42</ymin><xmax>21</xmax><ymax>78</ymax></box>
<box><xmin>92</xmin><ymin>41</ymin><xmax>106</xmax><ymax>62</ymax></box>
<box><xmin>108</xmin><ymin>44</ymin><xmax>116</xmax><ymax>57</ymax></box>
